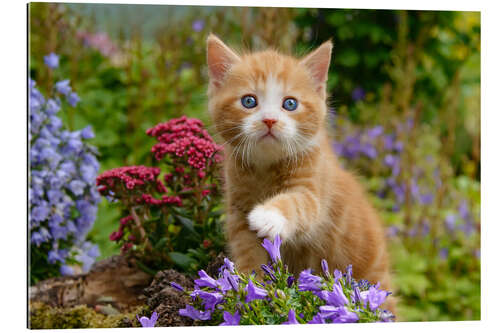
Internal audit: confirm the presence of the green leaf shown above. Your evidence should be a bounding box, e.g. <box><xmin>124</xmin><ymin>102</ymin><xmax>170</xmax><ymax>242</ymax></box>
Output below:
<box><xmin>176</xmin><ymin>215</ymin><xmax>198</xmax><ymax>235</ymax></box>
<box><xmin>153</xmin><ymin>237</ymin><xmax>168</xmax><ymax>250</ymax></box>
<box><xmin>169</xmin><ymin>252</ymin><xmax>196</xmax><ymax>270</ymax></box>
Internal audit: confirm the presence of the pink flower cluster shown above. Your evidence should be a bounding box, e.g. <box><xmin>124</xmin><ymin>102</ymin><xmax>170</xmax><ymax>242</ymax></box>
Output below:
<box><xmin>147</xmin><ymin>116</ymin><xmax>223</xmax><ymax>170</ymax></box>
<box><xmin>138</xmin><ymin>193</ymin><xmax>182</xmax><ymax>207</ymax></box>
<box><xmin>76</xmin><ymin>31</ymin><xmax>120</xmax><ymax>58</ymax></box>
<box><xmin>96</xmin><ymin>166</ymin><xmax>163</xmax><ymax>195</ymax></box>
<box><xmin>109</xmin><ymin>215</ymin><xmax>133</xmax><ymax>242</ymax></box>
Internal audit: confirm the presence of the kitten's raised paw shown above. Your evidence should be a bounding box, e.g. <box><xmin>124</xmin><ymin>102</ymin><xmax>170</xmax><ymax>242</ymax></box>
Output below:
<box><xmin>248</xmin><ymin>206</ymin><xmax>290</xmax><ymax>240</ymax></box>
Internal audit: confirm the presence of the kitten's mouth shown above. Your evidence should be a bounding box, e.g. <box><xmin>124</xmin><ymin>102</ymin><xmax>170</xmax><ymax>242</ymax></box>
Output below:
<box><xmin>260</xmin><ymin>131</ymin><xmax>278</xmax><ymax>141</ymax></box>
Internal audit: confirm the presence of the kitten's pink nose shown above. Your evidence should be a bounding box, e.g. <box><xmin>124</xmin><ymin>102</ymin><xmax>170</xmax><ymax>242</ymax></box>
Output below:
<box><xmin>262</xmin><ymin>118</ymin><xmax>277</xmax><ymax>129</ymax></box>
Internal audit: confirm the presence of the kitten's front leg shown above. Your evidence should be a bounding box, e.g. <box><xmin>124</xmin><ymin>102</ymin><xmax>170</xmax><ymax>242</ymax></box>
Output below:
<box><xmin>226</xmin><ymin>213</ymin><xmax>269</xmax><ymax>275</ymax></box>
<box><xmin>248</xmin><ymin>190</ymin><xmax>320</xmax><ymax>241</ymax></box>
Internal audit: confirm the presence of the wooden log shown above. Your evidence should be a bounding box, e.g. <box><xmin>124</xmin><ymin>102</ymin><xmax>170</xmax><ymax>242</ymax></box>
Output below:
<box><xmin>29</xmin><ymin>255</ymin><xmax>153</xmax><ymax>311</ymax></box>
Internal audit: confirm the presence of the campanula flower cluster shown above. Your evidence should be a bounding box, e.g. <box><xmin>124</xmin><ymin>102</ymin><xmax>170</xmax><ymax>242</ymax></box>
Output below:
<box><xmin>29</xmin><ymin>57</ymin><xmax>100</xmax><ymax>283</ymax></box>
<box><xmin>99</xmin><ymin>117</ymin><xmax>224</xmax><ymax>273</ymax></box>
<box><xmin>333</xmin><ymin>119</ymin><xmax>479</xmax><ymax>249</ymax></box>
<box><xmin>177</xmin><ymin>235</ymin><xmax>394</xmax><ymax>325</ymax></box>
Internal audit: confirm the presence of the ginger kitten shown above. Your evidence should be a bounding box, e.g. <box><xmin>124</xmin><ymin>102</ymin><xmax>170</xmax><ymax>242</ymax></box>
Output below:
<box><xmin>206</xmin><ymin>35</ymin><xmax>395</xmax><ymax>312</ymax></box>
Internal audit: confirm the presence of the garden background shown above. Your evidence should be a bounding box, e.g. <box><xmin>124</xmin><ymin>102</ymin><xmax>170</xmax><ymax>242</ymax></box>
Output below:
<box><xmin>29</xmin><ymin>2</ymin><xmax>480</xmax><ymax>323</ymax></box>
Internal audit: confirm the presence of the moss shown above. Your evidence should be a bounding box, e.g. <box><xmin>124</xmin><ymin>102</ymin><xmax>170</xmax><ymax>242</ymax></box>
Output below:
<box><xmin>29</xmin><ymin>302</ymin><xmax>147</xmax><ymax>329</ymax></box>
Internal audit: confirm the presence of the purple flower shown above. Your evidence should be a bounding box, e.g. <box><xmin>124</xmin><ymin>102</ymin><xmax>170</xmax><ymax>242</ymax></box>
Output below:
<box><xmin>366</xmin><ymin>126</ymin><xmax>383</xmax><ymax>139</ymax></box>
<box><xmin>445</xmin><ymin>214</ymin><xmax>456</xmax><ymax>231</ymax></box>
<box><xmin>137</xmin><ymin>312</ymin><xmax>158</xmax><ymax>327</ymax></box>
<box><xmin>46</xmin><ymin>99</ymin><xmax>60</xmax><ymax>115</ymax></box>
<box><xmin>48</xmin><ymin>249</ymin><xmax>65</xmax><ymax>264</ymax></box>
<box><xmin>308</xmin><ymin>313</ymin><xmax>325</xmax><ymax>324</ymax></box>
<box><xmin>318</xmin><ymin>305</ymin><xmax>342</xmax><ymax>320</ymax></box>
<box><xmin>217</xmin><ymin>276</ymin><xmax>232</xmax><ymax>293</ymax></box>
<box><xmin>220</xmin><ymin>257</ymin><xmax>235</xmax><ymax>273</ymax></box>
<box><xmin>68</xmin><ymin>180</ymin><xmax>86</xmax><ymax>196</ymax></box>
<box><xmin>192</xmin><ymin>19</ymin><xmax>205</xmax><ymax>32</ymax></box>
<box><xmin>332</xmin><ymin>306</ymin><xmax>359</xmax><ymax>323</ymax></box>
<box><xmin>81</xmin><ymin>125</ymin><xmax>95</xmax><ymax>139</ymax></box>
<box><xmin>196</xmin><ymin>290</ymin><xmax>223</xmax><ymax>311</ymax></box>
<box><xmin>394</xmin><ymin>141</ymin><xmax>404</xmax><ymax>152</ymax></box>
<box><xmin>287</xmin><ymin>275</ymin><xmax>295</xmax><ymax>287</ymax></box>
<box><xmin>321</xmin><ymin>259</ymin><xmax>329</xmax><ymax>276</ymax></box>
<box><xmin>360</xmin><ymin>143</ymin><xmax>377</xmax><ymax>159</ymax></box>
<box><xmin>327</xmin><ymin>283</ymin><xmax>349</xmax><ymax>306</ymax></box>
<box><xmin>352</xmin><ymin>286</ymin><xmax>362</xmax><ymax>303</ymax></box>
<box><xmin>439</xmin><ymin>248</ymin><xmax>449</xmax><ymax>260</ymax></box>
<box><xmin>218</xmin><ymin>269</ymin><xmax>239</xmax><ymax>292</ymax></box>
<box><xmin>55</xmin><ymin>79</ymin><xmax>72</xmax><ymax>95</ymax></box>
<box><xmin>459</xmin><ymin>200</ymin><xmax>471</xmax><ymax>220</ymax></box>
<box><xmin>60</xmin><ymin>265</ymin><xmax>74</xmax><ymax>276</ymax></box>
<box><xmin>387</xmin><ymin>225</ymin><xmax>399</xmax><ymax>237</ymax></box>
<box><xmin>68</xmin><ymin>92</ymin><xmax>80</xmax><ymax>107</ymax></box>
<box><xmin>420</xmin><ymin>220</ymin><xmax>430</xmax><ymax>236</ymax></box>
<box><xmin>420</xmin><ymin>192</ymin><xmax>434</xmax><ymax>205</ymax></box>
<box><xmin>298</xmin><ymin>269</ymin><xmax>323</xmax><ymax>292</ymax></box>
<box><xmin>352</xmin><ymin>86</ymin><xmax>365</xmax><ymax>101</ymax></box>
<box><xmin>44</xmin><ymin>52</ymin><xmax>59</xmax><ymax>69</ymax></box>
<box><xmin>346</xmin><ymin>265</ymin><xmax>353</xmax><ymax>286</ymax></box>
<box><xmin>31</xmin><ymin>204</ymin><xmax>50</xmax><ymax>222</ymax></box>
<box><xmin>282</xmin><ymin>309</ymin><xmax>299</xmax><ymax>325</ymax></box>
<box><xmin>170</xmin><ymin>282</ymin><xmax>184</xmax><ymax>292</ymax></box>
<box><xmin>179</xmin><ymin>305</ymin><xmax>212</xmax><ymax>321</ymax></box>
<box><xmin>219</xmin><ymin>311</ymin><xmax>241</xmax><ymax>326</ymax></box>
<box><xmin>319</xmin><ymin>305</ymin><xmax>358</xmax><ymax>323</ymax></box>
<box><xmin>360</xmin><ymin>286</ymin><xmax>388</xmax><ymax>311</ymax></box>
<box><xmin>194</xmin><ymin>270</ymin><xmax>219</xmax><ymax>289</ymax></box>
<box><xmin>47</xmin><ymin>189</ymin><xmax>62</xmax><ymax>203</ymax></box>
<box><xmin>245</xmin><ymin>279</ymin><xmax>267</xmax><ymax>302</ymax></box>
<box><xmin>380</xmin><ymin>310</ymin><xmax>395</xmax><ymax>322</ymax></box>
<box><xmin>80</xmin><ymin>164</ymin><xmax>97</xmax><ymax>184</ymax></box>
<box><xmin>262</xmin><ymin>234</ymin><xmax>282</xmax><ymax>263</ymax></box>
<box><xmin>463</xmin><ymin>221</ymin><xmax>475</xmax><ymax>236</ymax></box>
<box><xmin>384</xmin><ymin>154</ymin><xmax>398</xmax><ymax>167</ymax></box>
<box><xmin>261</xmin><ymin>264</ymin><xmax>276</xmax><ymax>281</ymax></box>
<box><xmin>333</xmin><ymin>269</ymin><xmax>342</xmax><ymax>282</ymax></box>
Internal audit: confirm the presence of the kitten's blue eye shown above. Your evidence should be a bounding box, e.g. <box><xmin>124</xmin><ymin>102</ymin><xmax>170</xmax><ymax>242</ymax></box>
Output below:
<box><xmin>282</xmin><ymin>97</ymin><xmax>298</xmax><ymax>111</ymax></box>
<box><xmin>241</xmin><ymin>95</ymin><xmax>257</xmax><ymax>109</ymax></box>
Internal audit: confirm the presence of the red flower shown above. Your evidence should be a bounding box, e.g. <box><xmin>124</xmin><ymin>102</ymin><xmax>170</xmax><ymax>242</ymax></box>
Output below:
<box><xmin>164</xmin><ymin>173</ymin><xmax>173</xmax><ymax>183</ymax></box>
<box><xmin>109</xmin><ymin>230</ymin><xmax>123</xmax><ymax>241</ymax></box>
<box><xmin>147</xmin><ymin>116</ymin><xmax>223</xmax><ymax>170</ymax></box>
<box><xmin>120</xmin><ymin>215</ymin><xmax>134</xmax><ymax>227</ymax></box>
<box><xmin>202</xmin><ymin>239</ymin><xmax>212</xmax><ymax>248</ymax></box>
<box><xmin>121</xmin><ymin>242</ymin><xmax>133</xmax><ymax>254</ymax></box>
<box><xmin>96</xmin><ymin>166</ymin><xmax>163</xmax><ymax>196</ymax></box>
<box><xmin>137</xmin><ymin>193</ymin><xmax>182</xmax><ymax>207</ymax></box>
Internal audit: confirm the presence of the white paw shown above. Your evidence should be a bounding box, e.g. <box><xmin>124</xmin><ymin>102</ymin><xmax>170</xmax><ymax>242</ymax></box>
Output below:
<box><xmin>248</xmin><ymin>206</ymin><xmax>289</xmax><ymax>240</ymax></box>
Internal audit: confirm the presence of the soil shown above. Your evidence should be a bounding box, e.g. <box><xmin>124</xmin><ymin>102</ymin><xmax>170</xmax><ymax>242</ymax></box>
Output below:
<box><xmin>143</xmin><ymin>269</ymin><xmax>194</xmax><ymax>327</ymax></box>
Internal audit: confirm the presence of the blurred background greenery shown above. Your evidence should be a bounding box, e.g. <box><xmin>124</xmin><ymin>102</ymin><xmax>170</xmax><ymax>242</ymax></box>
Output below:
<box><xmin>29</xmin><ymin>3</ymin><xmax>480</xmax><ymax>322</ymax></box>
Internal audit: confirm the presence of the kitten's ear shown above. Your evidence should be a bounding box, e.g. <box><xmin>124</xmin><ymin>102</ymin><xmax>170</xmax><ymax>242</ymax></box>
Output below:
<box><xmin>300</xmin><ymin>40</ymin><xmax>333</xmax><ymax>97</ymax></box>
<box><xmin>207</xmin><ymin>34</ymin><xmax>241</xmax><ymax>88</ymax></box>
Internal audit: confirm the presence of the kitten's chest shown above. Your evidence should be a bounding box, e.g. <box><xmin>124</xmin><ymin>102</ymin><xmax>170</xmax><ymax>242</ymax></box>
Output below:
<box><xmin>226</xmin><ymin>166</ymin><xmax>289</xmax><ymax>213</ymax></box>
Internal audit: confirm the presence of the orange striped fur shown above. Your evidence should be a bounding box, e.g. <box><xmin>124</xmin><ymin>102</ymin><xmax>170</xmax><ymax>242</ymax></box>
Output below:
<box><xmin>206</xmin><ymin>35</ymin><xmax>396</xmax><ymax>313</ymax></box>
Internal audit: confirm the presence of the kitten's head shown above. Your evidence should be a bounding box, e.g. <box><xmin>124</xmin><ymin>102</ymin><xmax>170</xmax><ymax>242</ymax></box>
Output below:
<box><xmin>207</xmin><ymin>35</ymin><xmax>332</xmax><ymax>167</ymax></box>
